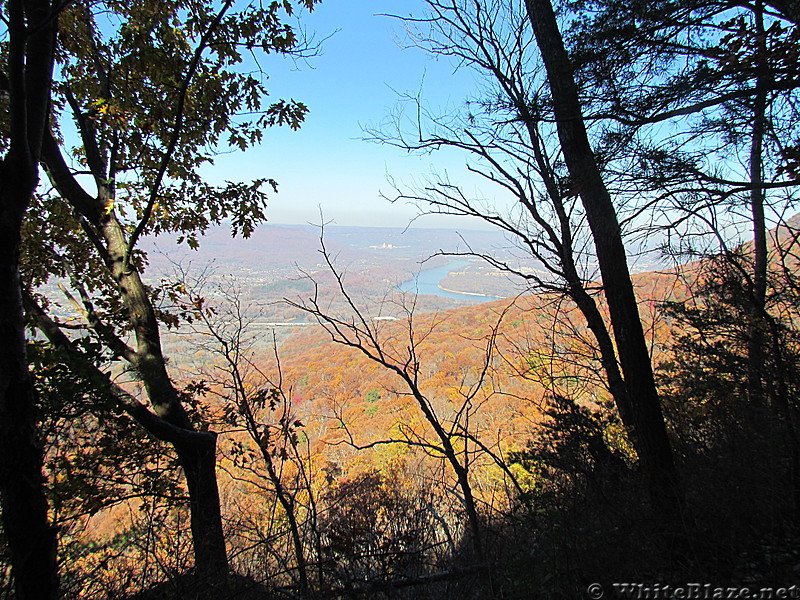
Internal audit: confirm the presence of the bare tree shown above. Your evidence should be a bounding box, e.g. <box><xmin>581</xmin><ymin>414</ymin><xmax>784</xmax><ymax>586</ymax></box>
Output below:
<box><xmin>523</xmin><ymin>0</ymin><xmax>680</xmax><ymax>520</ymax></box>
<box><xmin>287</xmin><ymin>234</ymin><xmax>518</xmax><ymax>566</ymax></box>
<box><xmin>374</xmin><ymin>0</ymin><xmax>678</xmax><ymax>520</ymax></box>
<box><xmin>173</xmin><ymin>275</ymin><xmax>317</xmax><ymax>594</ymax></box>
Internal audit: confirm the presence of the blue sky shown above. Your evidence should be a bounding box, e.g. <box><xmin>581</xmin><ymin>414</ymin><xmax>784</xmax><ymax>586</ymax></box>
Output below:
<box><xmin>208</xmin><ymin>0</ymin><xmax>497</xmax><ymax>229</ymax></box>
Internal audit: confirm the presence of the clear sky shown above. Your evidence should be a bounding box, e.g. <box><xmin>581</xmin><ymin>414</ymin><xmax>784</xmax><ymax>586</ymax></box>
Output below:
<box><xmin>207</xmin><ymin>0</ymin><xmax>498</xmax><ymax>229</ymax></box>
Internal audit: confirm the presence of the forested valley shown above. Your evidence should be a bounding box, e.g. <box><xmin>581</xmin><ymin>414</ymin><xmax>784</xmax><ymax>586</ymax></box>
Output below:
<box><xmin>3</xmin><ymin>0</ymin><xmax>800</xmax><ymax>598</ymax></box>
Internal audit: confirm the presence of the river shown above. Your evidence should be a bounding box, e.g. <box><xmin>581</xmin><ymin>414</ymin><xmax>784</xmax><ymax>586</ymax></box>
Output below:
<box><xmin>397</xmin><ymin>260</ymin><xmax>504</xmax><ymax>303</ymax></box>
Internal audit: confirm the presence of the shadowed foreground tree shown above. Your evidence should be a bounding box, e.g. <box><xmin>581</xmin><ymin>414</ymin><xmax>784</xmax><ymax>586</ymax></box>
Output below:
<box><xmin>523</xmin><ymin>0</ymin><xmax>680</xmax><ymax>522</ymax></box>
<box><xmin>376</xmin><ymin>2</ymin><xmax>640</xmax><ymax>447</ymax></box>
<box><xmin>563</xmin><ymin>0</ymin><xmax>800</xmax><ymax>510</ymax></box>
<box><xmin>379</xmin><ymin>0</ymin><xmax>679</xmax><ymax>524</ymax></box>
<box><xmin>0</xmin><ymin>0</ymin><xmax>59</xmax><ymax>596</ymax></box>
<box><xmin>19</xmin><ymin>0</ymin><xmax>319</xmax><ymax>587</ymax></box>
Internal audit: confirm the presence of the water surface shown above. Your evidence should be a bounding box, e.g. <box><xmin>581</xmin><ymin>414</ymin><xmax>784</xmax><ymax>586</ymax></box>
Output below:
<box><xmin>398</xmin><ymin>260</ymin><xmax>504</xmax><ymax>303</ymax></box>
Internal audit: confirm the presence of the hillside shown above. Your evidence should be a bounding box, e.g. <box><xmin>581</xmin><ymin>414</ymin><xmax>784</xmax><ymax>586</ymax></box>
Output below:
<box><xmin>197</xmin><ymin>262</ymin><xmax>692</xmax><ymax>490</ymax></box>
<box><xmin>230</xmin><ymin>218</ymin><xmax>794</xmax><ymax>489</ymax></box>
<box><xmin>54</xmin><ymin>217</ymin><xmax>800</xmax><ymax>597</ymax></box>
<box><xmin>150</xmin><ymin>212</ymin><xmax>800</xmax><ymax>512</ymax></box>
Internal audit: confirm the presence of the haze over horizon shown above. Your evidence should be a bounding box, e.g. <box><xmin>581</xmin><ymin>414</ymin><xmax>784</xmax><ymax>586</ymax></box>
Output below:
<box><xmin>204</xmin><ymin>0</ymin><xmax>510</xmax><ymax>230</ymax></box>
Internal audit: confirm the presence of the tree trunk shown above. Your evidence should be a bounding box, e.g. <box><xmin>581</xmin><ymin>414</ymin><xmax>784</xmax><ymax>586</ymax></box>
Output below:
<box><xmin>25</xmin><ymin>288</ymin><xmax>230</xmax><ymax>587</ymax></box>
<box><xmin>524</xmin><ymin>0</ymin><xmax>681</xmax><ymax>521</ymax></box>
<box><xmin>99</xmin><ymin>214</ymin><xmax>230</xmax><ymax>581</ymax></box>
<box><xmin>0</xmin><ymin>193</ymin><xmax>59</xmax><ymax>599</ymax></box>
<box><xmin>521</xmin><ymin>112</ymin><xmax>634</xmax><ymax>431</ymax></box>
<box><xmin>567</xmin><ymin>280</ymin><xmax>633</xmax><ymax>426</ymax></box>
<box><xmin>38</xmin><ymin>132</ymin><xmax>230</xmax><ymax>579</ymax></box>
<box><xmin>41</xmin><ymin>145</ymin><xmax>231</xmax><ymax>582</ymax></box>
<box><xmin>747</xmin><ymin>5</ymin><xmax>768</xmax><ymax>408</ymax></box>
<box><xmin>176</xmin><ymin>436</ymin><xmax>229</xmax><ymax>580</ymax></box>
<box><xmin>0</xmin><ymin>0</ymin><xmax>60</xmax><ymax>595</ymax></box>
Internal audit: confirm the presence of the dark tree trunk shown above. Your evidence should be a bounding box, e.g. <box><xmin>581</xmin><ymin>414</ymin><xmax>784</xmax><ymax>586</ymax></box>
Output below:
<box><xmin>521</xmin><ymin>112</ymin><xmax>635</xmax><ymax>440</ymax></box>
<box><xmin>176</xmin><ymin>437</ymin><xmax>229</xmax><ymax>580</ymax></box>
<box><xmin>745</xmin><ymin>4</ymin><xmax>800</xmax><ymax>515</ymax></box>
<box><xmin>748</xmin><ymin>6</ymin><xmax>768</xmax><ymax>408</ymax></box>
<box><xmin>0</xmin><ymin>0</ymin><xmax>59</xmax><ymax>596</ymax></box>
<box><xmin>25</xmin><ymin>289</ymin><xmax>230</xmax><ymax>586</ymax></box>
<box><xmin>567</xmin><ymin>280</ymin><xmax>633</xmax><ymax>426</ymax></box>
<box><xmin>0</xmin><ymin>192</ymin><xmax>59</xmax><ymax>599</ymax></box>
<box><xmin>524</xmin><ymin>0</ymin><xmax>681</xmax><ymax>521</ymax></box>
